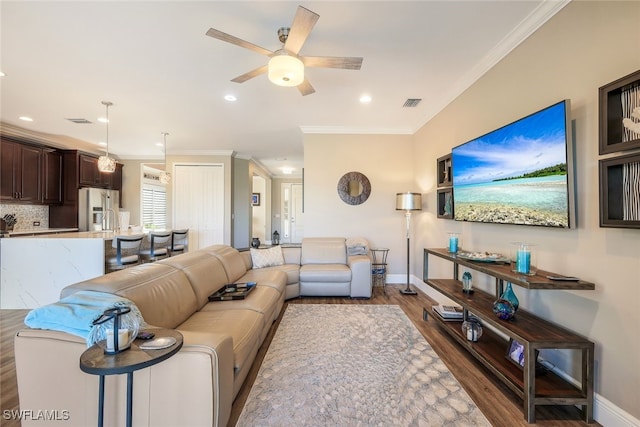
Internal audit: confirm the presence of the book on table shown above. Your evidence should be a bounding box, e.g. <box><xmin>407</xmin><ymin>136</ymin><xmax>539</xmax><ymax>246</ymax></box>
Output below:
<box><xmin>432</xmin><ymin>304</ymin><xmax>477</xmax><ymax>321</ymax></box>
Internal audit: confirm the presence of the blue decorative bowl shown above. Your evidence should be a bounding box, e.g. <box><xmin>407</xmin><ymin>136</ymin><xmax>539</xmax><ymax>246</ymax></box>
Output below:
<box><xmin>492</xmin><ymin>298</ymin><xmax>515</xmax><ymax>320</ymax></box>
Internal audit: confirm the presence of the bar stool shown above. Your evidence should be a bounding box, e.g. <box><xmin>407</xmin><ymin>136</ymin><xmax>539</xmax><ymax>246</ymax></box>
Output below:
<box><xmin>169</xmin><ymin>229</ymin><xmax>189</xmax><ymax>256</ymax></box>
<box><xmin>106</xmin><ymin>234</ymin><xmax>145</xmax><ymax>273</ymax></box>
<box><xmin>140</xmin><ymin>231</ymin><xmax>171</xmax><ymax>263</ymax></box>
<box><xmin>370</xmin><ymin>248</ymin><xmax>389</xmax><ymax>294</ymax></box>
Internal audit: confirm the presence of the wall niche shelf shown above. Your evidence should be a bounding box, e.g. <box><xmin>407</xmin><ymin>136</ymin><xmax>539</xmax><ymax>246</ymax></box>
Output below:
<box><xmin>423</xmin><ymin>248</ymin><xmax>594</xmax><ymax>424</ymax></box>
<box><xmin>436</xmin><ymin>153</ymin><xmax>453</xmax><ymax>219</ymax></box>
<box><xmin>599</xmin><ymin>152</ymin><xmax>640</xmax><ymax>228</ymax></box>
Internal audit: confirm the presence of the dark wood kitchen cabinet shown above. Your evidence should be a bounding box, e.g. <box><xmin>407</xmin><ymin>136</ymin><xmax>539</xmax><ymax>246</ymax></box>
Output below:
<box><xmin>0</xmin><ymin>138</ymin><xmax>42</xmax><ymax>203</ymax></box>
<box><xmin>78</xmin><ymin>153</ymin><xmax>120</xmax><ymax>189</ymax></box>
<box><xmin>41</xmin><ymin>148</ymin><xmax>63</xmax><ymax>204</ymax></box>
<box><xmin>49</xmin><ymin>150</ymin><xmax>123</xmax><ymax>228</ymax></box>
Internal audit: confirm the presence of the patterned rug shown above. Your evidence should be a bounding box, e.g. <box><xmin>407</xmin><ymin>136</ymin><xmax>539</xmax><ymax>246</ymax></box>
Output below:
<box><xmin>237</xmin><ymin>304</ymin><xmax>490</xmax><ymax>426</ymax></box>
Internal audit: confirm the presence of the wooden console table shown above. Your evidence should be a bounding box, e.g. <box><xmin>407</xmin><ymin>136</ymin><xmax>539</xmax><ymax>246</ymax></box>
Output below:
<box><xmin>423</xmin><ymin>248</ymin><xmax>595</xmax><ymax>423</ymax></box>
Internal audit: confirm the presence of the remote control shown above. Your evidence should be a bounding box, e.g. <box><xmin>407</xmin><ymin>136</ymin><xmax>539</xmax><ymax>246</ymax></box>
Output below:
<box><xmin>546</xmin><ymin>275</ymin><xmax>579</xmax><ymax>281</ymax></box>
<box><xmin>137</xmin><ymin>331</ymin><xmax>155</xmax><ymax>340</ymax></box>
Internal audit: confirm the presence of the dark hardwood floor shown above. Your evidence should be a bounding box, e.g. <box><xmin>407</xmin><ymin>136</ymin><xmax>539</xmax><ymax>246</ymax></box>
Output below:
<box><xmin>0</xmin><ymin>285</ymin><xmax>599</xmax><ymax>427</ymax></box>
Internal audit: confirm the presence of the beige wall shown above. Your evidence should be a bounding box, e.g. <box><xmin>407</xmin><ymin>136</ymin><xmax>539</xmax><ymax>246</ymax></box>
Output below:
<box><xmin>413</xmin><ymin>1</ymin><xmax>639</xmax><ymax>421</ymax></box>
<box><xmin>303</xmin><ymin>133</ymin><xmax>417</xmax><ymax>276</ymax></box>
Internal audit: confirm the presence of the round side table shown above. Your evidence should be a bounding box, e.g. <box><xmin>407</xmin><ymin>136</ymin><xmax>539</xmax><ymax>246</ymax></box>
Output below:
<box><xmin>80</xmin><ymin>328</ymin><xmax>183</xmax><ymax>427</ymax></box>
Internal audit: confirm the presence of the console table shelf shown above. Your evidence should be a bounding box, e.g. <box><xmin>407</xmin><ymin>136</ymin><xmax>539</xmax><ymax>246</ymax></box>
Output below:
<box><xmin>423</xmin><ymin>248</ymin><xmax>594</xmax><ymax>424</ymax></box>
<box><xmin>426</xmin><ymin>248</ymin><xmax>595</xmax><ymax>291</ymax></box>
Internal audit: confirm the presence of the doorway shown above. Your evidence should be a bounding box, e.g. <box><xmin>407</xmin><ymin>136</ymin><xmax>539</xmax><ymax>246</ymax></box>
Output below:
<box><xmin>173</xmin><ymin>164</ymin><xmax>225</xmax><ymax>250</ymax></box>
<box><xmin>281</xmin><ymin>182</ymin><xmax>304</xmax><ymax>243</ymax></box>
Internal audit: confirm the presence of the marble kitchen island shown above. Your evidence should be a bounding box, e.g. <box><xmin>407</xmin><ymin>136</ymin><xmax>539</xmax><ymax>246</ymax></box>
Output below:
<box><xmin>0</xmin><ymin>230</ymin><xmax>145</xmax><ymax>309</ymax></box>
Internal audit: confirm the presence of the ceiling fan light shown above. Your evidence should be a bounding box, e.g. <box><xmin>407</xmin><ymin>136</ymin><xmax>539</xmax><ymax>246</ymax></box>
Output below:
<box><xmin>268</xmin><ymin>53</ymin><xmax>304</xmax><ymax>87</ymax></box>
<box><xmin>97</xmin><ymin>155</ymin><xmax>116</xmax><ymax>173</ymax></box>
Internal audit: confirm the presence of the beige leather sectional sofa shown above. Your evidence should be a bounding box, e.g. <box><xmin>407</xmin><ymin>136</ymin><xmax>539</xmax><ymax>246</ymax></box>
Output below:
<box><xmin>14</xmin><ymin>238</ymin><xmax>371</xmax><ymax>427</ymax></box>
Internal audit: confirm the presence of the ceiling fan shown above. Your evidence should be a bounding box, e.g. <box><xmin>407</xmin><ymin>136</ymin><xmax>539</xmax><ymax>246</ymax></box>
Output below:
<box><xmin>205</xmin><ymin>5</ymin><xmax>363</xmax><ymax>96</ymax></box>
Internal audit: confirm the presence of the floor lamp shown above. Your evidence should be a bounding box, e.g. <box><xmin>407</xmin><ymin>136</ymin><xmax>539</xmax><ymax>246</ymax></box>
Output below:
<box><xmin>396</xmin><ymin>192</ymin><xmax>422</xmax><ymax>295</ymax></box>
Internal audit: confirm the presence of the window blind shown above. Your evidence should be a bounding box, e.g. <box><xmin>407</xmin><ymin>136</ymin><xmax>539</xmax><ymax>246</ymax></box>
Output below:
<box><xmin>142</xmin><ymin>185</ymin><xmax>167</xmax><ymax>230</ymax></box>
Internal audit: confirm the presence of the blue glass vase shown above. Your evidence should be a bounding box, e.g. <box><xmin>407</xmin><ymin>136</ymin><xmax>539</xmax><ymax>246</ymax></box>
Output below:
<box><xmin>492</xmin><ymin>299</ymin><xmax>515</xmax><ymax>320</ymax></box>
<box><xmin>500</xmin><ymin>282</ymin><xmax>519</xmax><ymax>313</ymax></box>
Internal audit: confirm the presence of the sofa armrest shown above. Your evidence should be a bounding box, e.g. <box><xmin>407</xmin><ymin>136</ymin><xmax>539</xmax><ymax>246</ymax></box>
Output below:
<box><xmin>348</xmin><ymin>254</ymin><xmax>372</xmax><ymax>298</ymax></box>
<box><xmin>15</xmin><ymin>328</ymin><xmax>235</xmax><ymax>427</ymax></box>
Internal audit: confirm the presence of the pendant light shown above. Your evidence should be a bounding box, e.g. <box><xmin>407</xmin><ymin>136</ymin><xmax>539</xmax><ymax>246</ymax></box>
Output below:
<box><xmin>97</xmin><ymin>101</ymin><xmax>116</xmax><ymax>173</ymax></box>
<box><xmin>159</xmin><ymin>132</ymin><xmax>171</xmax><ymax>184</ymax></box>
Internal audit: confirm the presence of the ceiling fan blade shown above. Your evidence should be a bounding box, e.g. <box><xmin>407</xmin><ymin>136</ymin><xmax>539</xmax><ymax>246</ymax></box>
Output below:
<box><xmin>231</xmin><ymin>65</ymin><xmax>268</xmax><ymax>83</ymax></box>
<box><xmin>284</xmin><ymin>6</ymin><xmax>319</xmax><ymax>55</ymax></box>
<box><xmin>297</xmin><ymin>78</ymin><xmax>315</xmax><ymax>96</ymax></box>
<box><xmin>302</xmin><ymin>56</ymin><xmax>363</xmax><ymax>70</ymax></box>
<box><xmin>206</xmin><ymin>28</ymin><xmax>273</xmax><ymax>57</ymax></box>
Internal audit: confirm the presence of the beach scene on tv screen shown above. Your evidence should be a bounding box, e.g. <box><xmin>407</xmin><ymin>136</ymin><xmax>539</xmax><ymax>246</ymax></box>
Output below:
<box><xmin>452</xmin><ymin>102</ymin><xmax>570</xmax><ymax>227</ymax></box>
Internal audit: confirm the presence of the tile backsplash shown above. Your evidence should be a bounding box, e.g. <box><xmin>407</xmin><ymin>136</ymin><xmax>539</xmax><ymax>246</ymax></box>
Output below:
<box><xmin>0</xmin><ymin>204</ymin><xmax>49</xmax><ymax>230</ymax></box>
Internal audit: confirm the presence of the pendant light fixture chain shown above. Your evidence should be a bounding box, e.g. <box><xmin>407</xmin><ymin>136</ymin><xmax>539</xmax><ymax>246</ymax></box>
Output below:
<box><xmin>98</xmin><ymin>100</ymin><xmax>116</xmax><ymax>173</ymax></box>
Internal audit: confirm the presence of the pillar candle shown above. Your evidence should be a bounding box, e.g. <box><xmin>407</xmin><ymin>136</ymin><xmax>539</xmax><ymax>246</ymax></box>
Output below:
<box><xmin>516</xmin><ymin>249</ymin><xmax>530</xmax><ymax>274</ymax></box>
<box><xmin>449</xmin><ymin>236</ymin><xmax>458</xmax><ymax>253</ymax></box>
<box><xmin>106</xmin><ymin>328</ymin><xmax>129</xmax><ymax>351</ymax></box>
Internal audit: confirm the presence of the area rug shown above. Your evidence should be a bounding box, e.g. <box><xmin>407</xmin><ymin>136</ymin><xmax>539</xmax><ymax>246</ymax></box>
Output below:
<box><xmin>236</xmin><ymin>304</ymin><xmax>490</xmax><ymax>426</ymax></box>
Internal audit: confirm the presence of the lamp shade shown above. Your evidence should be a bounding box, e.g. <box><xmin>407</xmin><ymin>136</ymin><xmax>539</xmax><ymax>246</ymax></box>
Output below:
<box><xmin>396</xmin><ymin>192</ymin><xmax>422</xmax><ymax>211</ymax></box>
<box><xmin>268</xmin><ymin>52</ymin><xmax>304</xmax><ymax>87</ymax></box>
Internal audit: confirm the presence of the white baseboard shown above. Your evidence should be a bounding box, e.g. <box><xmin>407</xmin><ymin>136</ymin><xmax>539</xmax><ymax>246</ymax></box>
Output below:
<box><xmin>383</xmin><ymin>274</ymin><xmax>640</xmax><ymax>427</ymax></box>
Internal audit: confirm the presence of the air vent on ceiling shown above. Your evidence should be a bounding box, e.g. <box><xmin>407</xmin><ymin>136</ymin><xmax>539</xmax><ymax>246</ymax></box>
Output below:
<box><xmin>402</xmin><ymin>98</ymin><xmax>422</xmax><ymax>108</ymax></box>
<box><xmin>66</xmin><ymin>118</ymin><xmax>93</xmax><ymax>124</ymax></box>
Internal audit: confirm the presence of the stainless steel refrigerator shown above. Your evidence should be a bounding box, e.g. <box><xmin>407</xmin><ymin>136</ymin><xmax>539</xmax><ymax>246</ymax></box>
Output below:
<box><xmin>78</xmin><ymin>188</ymin><xmax>120</xmax><ymax>231</ymax></box>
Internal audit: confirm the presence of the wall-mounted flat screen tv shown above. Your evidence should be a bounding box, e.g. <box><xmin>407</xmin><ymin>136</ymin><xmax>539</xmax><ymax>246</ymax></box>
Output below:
<box><xmin>452</xmin><ymin>100</ymin><xmax>575</xmax><ymax>228</ymax></box>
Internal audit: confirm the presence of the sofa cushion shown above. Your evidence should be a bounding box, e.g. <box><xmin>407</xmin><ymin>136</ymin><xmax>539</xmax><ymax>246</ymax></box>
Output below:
<box><xmin>160</xmin><ymin>250</ymin><xmax>229</xmax><ymax>309</ymax></box>
<box><xmin>200</xmin><ymin>286</ymin><xmax>282</xmax><ymax>336</ymax></box>
<box><xmin>61</xmin><ymin>263</ymin><xmax>198</xmax><ymax>329</ymax></box>
<box><xmin>250</xmin><ymin>246</ymin><xmax>284</xmax><ymax>268</ymax></box>
<box><xmin>301</xmin><ymin>238</ymin><xmax>347</xmax><ymax>265</ymax></box>
<box><xmin>178</xmin><ymin>309</ymin><xmax>263</xmax><ymax>372</ymax></box>
<box><xmin>300</xmin><ymin>264</ymin><xmax>351</xmax><ymax>282</ymax></box>
<box><xmin>240</xmin><ymin>269</ymin><xmax>288</xmax><ymax>295</ymax></box>
<box><xmin>204</xmin><ymin>245</ymin><xmax>248</xmax><ymax>283</ymax></box>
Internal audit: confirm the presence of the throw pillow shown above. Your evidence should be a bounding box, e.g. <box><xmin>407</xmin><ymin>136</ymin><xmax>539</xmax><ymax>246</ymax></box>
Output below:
<box><xmin>251</xmin><ymin>246</ymin><xmax>284</xmax><ymax>269</ymax></box>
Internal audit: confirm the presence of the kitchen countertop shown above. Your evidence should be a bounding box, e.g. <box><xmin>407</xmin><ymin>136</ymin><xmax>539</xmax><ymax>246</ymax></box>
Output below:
<box><xmin>2</xmin><ymin>228</ymin><xmax>79</xmax><ymax>237</ymax></box>
<box><xmin>16</xmin><ymin>230</ymin><xmax>149</xmax><ymax>240</ymax></box>
<box><xmin>10</xmin><ymin>228</ymin><xmax>147</xmax><ymax>240</ymax></box>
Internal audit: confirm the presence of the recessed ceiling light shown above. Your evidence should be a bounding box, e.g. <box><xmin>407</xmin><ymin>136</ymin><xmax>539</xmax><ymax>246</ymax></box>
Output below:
<box><xmin>97</xmin><ymin>142</ymin><xmax>107</xmax><ymax>147</ymax></box>
<box><xmin>97</xmin><ymin>117</ymin><xmax>109</xmax><ymax>123</ymax></box>
<box><xmin>155</xmin><ymin>142</ymin><xmax>163</xmax><ymax>147</ymax></box>
<box><xmin>281</xmin><ymin>167</ymin><xmax>294</xmax><ymax>175</ymax></box>
<box><xmin>359</xmin><ymin>95</ymin><xmax>372</xmax><ymax>103</ymax></box>
<box><xmin>19</xmin><ymin>116</ymin><xmax>34</xmax><ymax>122</ymax></box>
<box><xmin>224</xmin><ymin>94</ymin><xmax>237</xmax><ymax>102</ymax></box>
<box><xmin>0</xmin><ymin>71</ymin><xmax>6</xmax><ymax>77</ymax></box>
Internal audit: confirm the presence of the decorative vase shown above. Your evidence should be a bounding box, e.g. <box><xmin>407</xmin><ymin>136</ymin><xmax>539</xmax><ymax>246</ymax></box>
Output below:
<box><xmin>492</xmin><ymin>299</ymin><xmax>515</xmax><ymax>320</ymax></box>
<box><xmin>251</xmin><ymin>238</ymin><xmax>261</xmax><ymax>248</ymax></box>
<box><xmin>500</xmin><ymin>282</ymin><xmax>519</xmax><ymax>312</ymax></box>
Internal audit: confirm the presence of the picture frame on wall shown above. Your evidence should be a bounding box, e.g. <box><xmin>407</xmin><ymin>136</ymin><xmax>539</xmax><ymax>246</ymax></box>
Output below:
<box><xmin>599</xmin><ymin>69</ymin><xmax>640</xmax><ymax>154</ymax></box>
<box><xmin>252</xmin><ymin>193</ymin><xmax>260</xmax><ymax>206</ymax></box>
<box><xmin>598</xmin><ymin>152</ymin><xmax>640</xmax><ymax>229</ymax></box>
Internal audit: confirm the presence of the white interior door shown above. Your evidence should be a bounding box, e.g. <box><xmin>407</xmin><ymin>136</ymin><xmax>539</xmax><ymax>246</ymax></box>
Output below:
<box><xmin>173</xmin><ymin>164</ymin><xmax>224</xmax><ymax>250</ymax></box>
<box><xmin>291</xmin><ymin>183</ymin><xmax>304</xmax><ymax>243</ymax></box>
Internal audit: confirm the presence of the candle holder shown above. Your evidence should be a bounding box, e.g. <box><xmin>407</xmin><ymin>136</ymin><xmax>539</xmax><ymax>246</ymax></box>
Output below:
<box><xmin>448</xmin><ymin>233</ymin><xmax>460</xmax><ymax>254</ymax></box>
<box><xmin>510</xmin><ymin>242</ymin><xmax>537</xmax><ymax>276</ymax></box>
<box><xmin>89</xmin><ymin>307</ymin><xmax>139</xmax><ymax>354</ymax></box>
<box><xmin>462</xmin><ymin>318</ymin><xmax>483</xmax><ymax>342</ymax></box>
